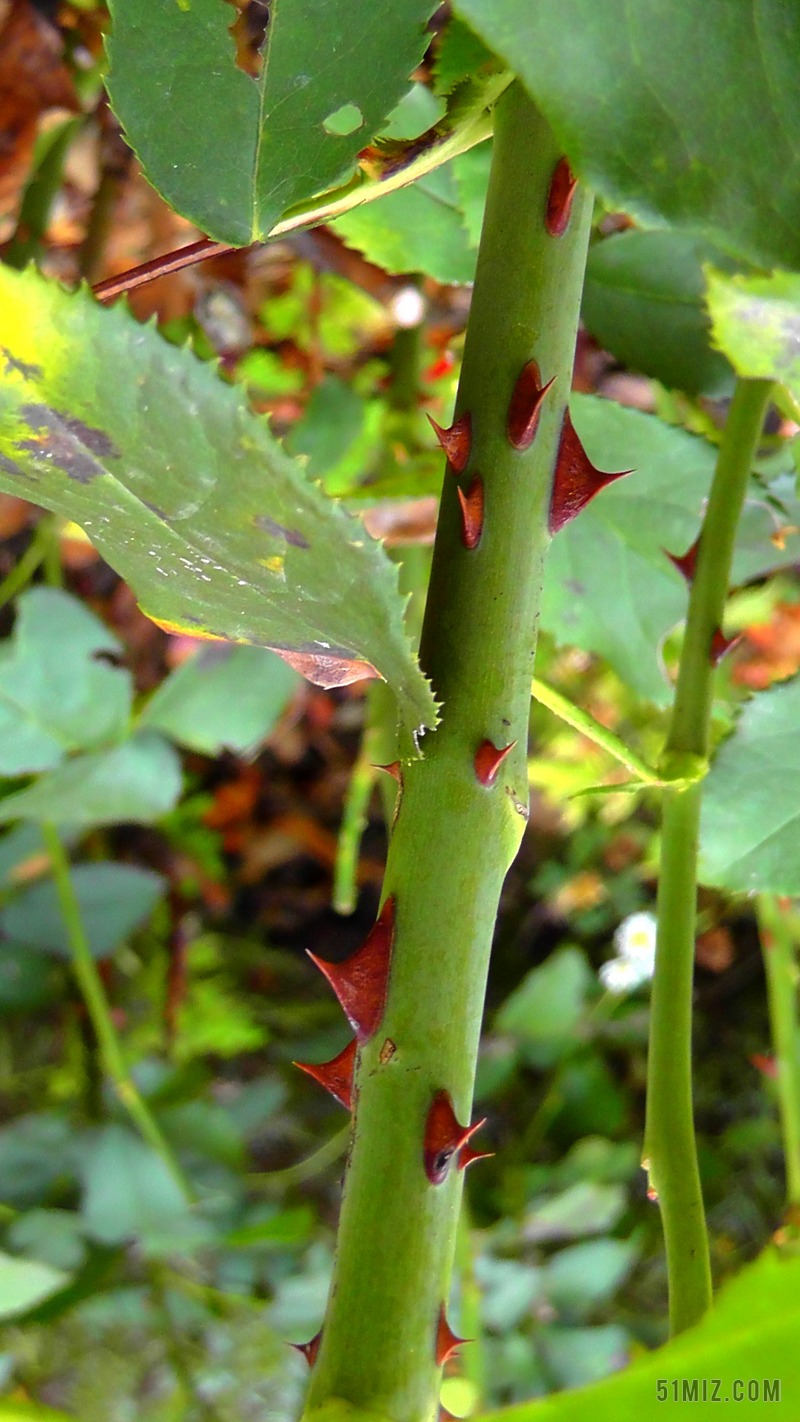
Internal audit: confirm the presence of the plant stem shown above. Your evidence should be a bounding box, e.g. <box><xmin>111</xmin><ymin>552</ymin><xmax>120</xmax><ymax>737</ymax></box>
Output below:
<box><xmin>531</xmin><ymin>676</ymin><xmax>661</xmax><ymax>783</ymax></box>
<box><xmin>40</xmin><ymin>822</ymin><xmax>192</xmax><ymax>1200</ymax></box>
<box><xmin>644</xmin><ymin>377</ymin><xmax>773</xmax><ymax>1334</ymax></box>
<box><xmin>304</xmin><ymin>83</ymin><xmax>593</xmax><ymax>1422</ymax></box>
<box><xmin>756</xmin><ymin>895</ymin><xmax>800</xmax><ymax>1210</ymax></box>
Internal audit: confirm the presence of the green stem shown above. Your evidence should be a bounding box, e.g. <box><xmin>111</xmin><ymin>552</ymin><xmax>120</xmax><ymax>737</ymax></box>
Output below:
<box><xmin>757</xmin><ymin>895</ymin><xmax>800</xmax><ymax>1210</ymax></box>
<box><xmin>531</xmin><ymin>677</ymin><xmax>662</xmax><ymax>783</ymax></box>
<box><xmin>304</xmin><ymin>84</ymin><xmax>593</xmax><ymax>1422</ymax></box>
<box><xmin>40</xmin><ymin>823</ymin><xmax>192</xmax><ymax>1200</ymax></box>
<box><xmin>247</xmin><ymin>1125</ymin><xmax>350</xmax><ymax>1191</ymax></box>
<box><xmin>644</xmin><ymin>377</ymin><xmax>773</xmax><ymax>1335</ymax></box>
<box><xmin>0</xmin><ymin>536</ymin><xmax>46</xmax><ymax>613</ymax></box>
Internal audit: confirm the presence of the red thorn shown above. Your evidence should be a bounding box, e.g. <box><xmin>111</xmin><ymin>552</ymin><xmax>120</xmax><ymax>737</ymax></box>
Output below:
<box><xmin>546</xmin><ymin>157</ymin><xmax>578</xmax><ymax>237</ymax></box>
<box><xmin>710</xmin><ymin>627</ymin><xmax>742</xmax><ymax>666</ymax></box>
<box><xmin>549</xmin><ymin>409</ymin><xmax>631</xmax><ymax>533</ymax></box>
<box><xmin>294</xmin><ymin>1038</ymin><xmax>357</xmax><ymax>1111</ymax></box>
<box><xmin>424</xmin><ymin>1090</ymin><xmax>487</xmax><ymax>1185</ymax></box>
<box><xmin>291</xmin><ymin>1330</ymin><xmax>322</xmax><ymax>1367</ymax></box>
<box><xmin>458</xmin><ymin>1143</ymin><xmax>494</xmax><ymax>1171</ymax></box>
<box><xmin>307</xmin><ymin>896</ymin><xmax>396</xmax><ymax>1042</ymax></box>
<box><xmin>474</xmin><ymin>739</ymin><xmax>516</xmax><ymax>788</ymax></box>
<box><xmin>507</xmin><ymin>360</ymin><xmax>555</xmax><ymax>450</ymax></box>
<box><xmin>664</xmin><ymin>537</ymin><xmax>700</xmax><ymax>584</ymax></box>
<box><xmin>456</xmin><ymin>474</ymin><xmax>484</xmax><ymax>550</ymax></box>
<box><xmin>751</xmin><ymin>1052</ymin><xmax>778</xmax><ymax>1079</ymax></box>
<box><xmin>373</xmin><ymin>761</ymin><xmax>402</xmax><ymax>783</ymax></box>
<box><xmin>428</xmin><ymin>412</ymin><xmax>472</xmax><ymax>474</ymax></box>
<box><xmin>435</xmin><ymin>1304</ymin><xmax>470</xmax><ymax>1367</ymax></box>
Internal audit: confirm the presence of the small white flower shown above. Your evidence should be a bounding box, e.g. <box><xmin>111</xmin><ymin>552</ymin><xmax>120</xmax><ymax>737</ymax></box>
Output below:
<box><xmin>600</xmin><ymin>911</ymin><xmax>657</xmax><ymax>995</ymax></box>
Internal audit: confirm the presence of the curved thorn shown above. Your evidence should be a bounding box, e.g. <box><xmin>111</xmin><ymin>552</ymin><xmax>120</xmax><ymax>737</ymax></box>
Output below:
<box><xmin>373</xmin><ymin>761</ymin><xmax>402</xmax><ymax>784</ymax></box>
<box><xmin>424</xmin><ymin>1090</ymin><xmax>487</xmax><ymax>1184</ymax></box>
<box><xmin>458</xmin><ymin>1143</ymin><xmax>494</xmax><ymax>1171</ymax></box>
<box><xmin>549</xmin><ymin>409</ymin><xmax>632</xmax><ymax>533</ymax></box>
<box><xmin>664</xmin><ymin>537</ymin><xmax>700</xmax><ymax>584</ymax></box>
<box><xmin>294</xmin><ymin>1039</ymin><xmax>357</xmax><ymax>1111</ymax></box>
<box><xmin>290</xmin><ymin>1330</ymin><xmax>322</xmax><ymax>1367</ymax></box>
<box><xmin>474</xmin><ymin>739</ymin><xmax>516</xmax><ymax>788</ymax></box>
<box><xmin>427</xmin><ymin>412</ymin><xmax>472</xmax><ymax>474</ymax></box>
<box><xmin>507</xmin><ymin>360</ymin><xmax>555</xmax><ymax>450</ymax></box>
<box><xmin>545</xmin><ymin>156</ymin><xmax>578</xmax><ymax>237</ymax></box>
<box><xmin>436</xmin><ymin>1304</ymin><xmax>470</xmax><ymax>1366</ymax></box>
<box><xmin>710</xmin><ymin>627</ymin><xmax>742</xmax><ymax>666</ymax></box>
<box><xmin>456</xmin><ymin>474</ymin><xmax>484</xmax><ymax>550</ymax></box>
<box><xmin>307</xmin><ymin>896</ymin><xmax>396</xmax><ymax>1042</ymax></box>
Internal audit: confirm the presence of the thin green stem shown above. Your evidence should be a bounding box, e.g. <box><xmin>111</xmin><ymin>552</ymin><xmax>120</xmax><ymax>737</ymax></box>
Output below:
<box><xmin>757</xmin><ymin>895</ymin><xmax>800</xmax><ymax>1210</ymax></box>
<box><xmin>531</xmin><ymin>677</ymin><xmax>662</xmax><ymax>783</ymax></box>
<box><xmin>645</xmin><ymin>377</ymin><xmax>773</xmax><ymax>1335</ymax></box>
<box><xmin>0</xmin><ymin>537</ymin><xmax>46</xmax><ymax>613</ymax></box>
<box><xmin>333</xmin><ymin>751</ymin><xmax>378</xmax><ymax>915</ymax></box>
<box><xmin>305</xmin><ymin>83</ymin><xmax>594</xmax><ymax>1422</ymax></box>
<box><xmin>247</xmin><ymin>1124</ymin><xmax>350</xmax><ymax>1190</ymax></box>
<box><xmin>40</xmin><ymin>823</ymin><xmax>192</xmax><ymax>1200</ymax></box>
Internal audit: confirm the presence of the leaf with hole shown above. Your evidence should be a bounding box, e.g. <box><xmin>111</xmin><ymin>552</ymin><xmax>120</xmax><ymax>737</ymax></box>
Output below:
<box><xmin>106</xmin><ymin>0</ymin><xmax>439</xmax><ymax>244</ymax></box>
<box><xmin>455</xmin><ymin>0</ymin><xmax>800</xmax><ymax>270</ymax></box>
<box><xmin>0</xmin><ymin>266</ymin><xmax>436</xmax><ymax>748</ymax></box>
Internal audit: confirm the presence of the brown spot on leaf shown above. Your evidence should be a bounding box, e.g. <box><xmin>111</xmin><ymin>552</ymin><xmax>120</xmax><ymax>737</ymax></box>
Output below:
<box><xmin>269</xmin><ymin>644</ymin><xmax>381</xmax><ymax>689</ymax></box>
<box><xmin>379</xmin><ymin>1037</ymin><xmax>396</xmax><ymax>1065</ymax></box>
<box><xmin>17</xmin><ymin>404</ymin><xmax>119</xmax><ymax>483</ymax></box>
<box><xmin>1</xmin><ymin>348</ymin><xmax>42</xmax><ymax>380</ymax></box>
<box><xmin>254</xmin><ymin>513</ymin><xmax>310</xmax><ymax>548</ymax></box>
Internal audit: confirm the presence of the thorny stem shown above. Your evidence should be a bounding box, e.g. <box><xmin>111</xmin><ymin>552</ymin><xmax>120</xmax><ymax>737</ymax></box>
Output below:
<box><xmin>756</xmin><ymin>896</ymin><xmax>800</xmax><ymax>1210</ymax></box>
<box><xmin>644</xmin><ymin>377</ymin><xmax>773</xmax><ymax>1334</ymax></box>
<box><xmin>304</xmin><ymin>84</ymin><xmax>593</xmax><ymax>1422</ymax></box>
<box><xmin>40</xmin><ymin>822</ymin><xmax>192</xmax><ymax>1201</ymax></box>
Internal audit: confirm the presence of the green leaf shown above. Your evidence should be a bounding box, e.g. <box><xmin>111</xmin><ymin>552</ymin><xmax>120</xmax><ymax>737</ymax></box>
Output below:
<box><xmin>706</xmin><ymin>267</ymin><xmax>800</xmax><ymax>401</ymax></box>
<box><xmin>700</xmin><ymin>675</ymin><xmax>800</xmax><ymax>894</ymax></box>
<box><xmin>0</xmin><ymin>863</ymin><xmax>166</xmax><ymax>960</ymax></box>
<box><xmin>542</xmin><ymin>397</ymin><xmax>800</xmax><ymax>702</ymax></box>
<box><xmin>0</xmin><ymin>944</ymin><xmax>62</xmax><ymax>1015</ymax></box>
<box><xmin>381</xmin><ymin>83</ymin><xmax>446</xmax><ymax>141</ymax></box>
<box><xmin>582</xmin><ymin>232</ymin><xmax>735</xmax><ymax>398</ymax></box>
<box><xmin>0</xmin><ymin>1113</ymin><xmax>79</xmax><ymax>1208</ymax></box>
<box><xmin>7</xmin><ymin>1209</ymin><xmax>87</xmax><ymax>1273</ymax></box>
<box><xmin>79</xmin><ymin>1125</ymin><xmax>197</xmax><ymax>1251</ymax></box>
<box><xmin>538</xmin><ymin>1326</ymin><xmax>630</xmax><ymax>1391</ymax></box>
<box><xmin>0</xmin><ymin>1406</ymin><xmax>74</xmax><ymax>1422</ymax></box>
<box><xmin>0</xmin><ymin>265</ymin><xmax>436</xmax><ymax>744</ymax></box>
<box><xmin>140</xmin><ymin>644</ymin><xmax>298</xmax><ymax>758</ymax></box>
<box><xmin>0</xmin><ymin>733</ymin><xmax>182</xmax><ymax>828</ymax></box>
<box><xmin>477</xmin><ymin>1248</ymin><xmax>799</xmax><ymax>1421</ymax></box>
<box><xmin>106</xmin><ymin>0</ymin><xmax>438</xmax><ymax>244</ymax></box>
<box><xmin>433</xmin><ymin>16</ymin><xmax>498</xmax><ymax>96</ymax></box>
<box><xmin>524</xmin><ymin>1182</ymin><xmax>627</xmax><ymax>1243</ymax></box>
<box><xmin>544</xmin><ymin>1239</ymin><xmax>638</xmax><ymax>1316</ymax></box>
<box><xmin>452</xmin><ymin>140</ymin><xmax>492</xmax><ymax>247</ymax></box>
<box><xmin>0</xmin><ymin>1248</ymin><xmax>71</xmax><ymax>1319</ymax></box>
<box><xmin>455</xmin><ymin>0</ymin><xmax>800</xmax><ymax>270</ymax></box>
<box><xmin>0</xmin><ymin>588</ymin><xmax>132</xmax><ymax>775</ymax></box>
<box><xmin>333</xmin><ymin>163</ymin><xmax>478</xmax><ymax>283</ymax></box>
<box><xmin>496</xmin><ymin>947</ymin><xmax>592</xmax><ymax>1067</ymax></box>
